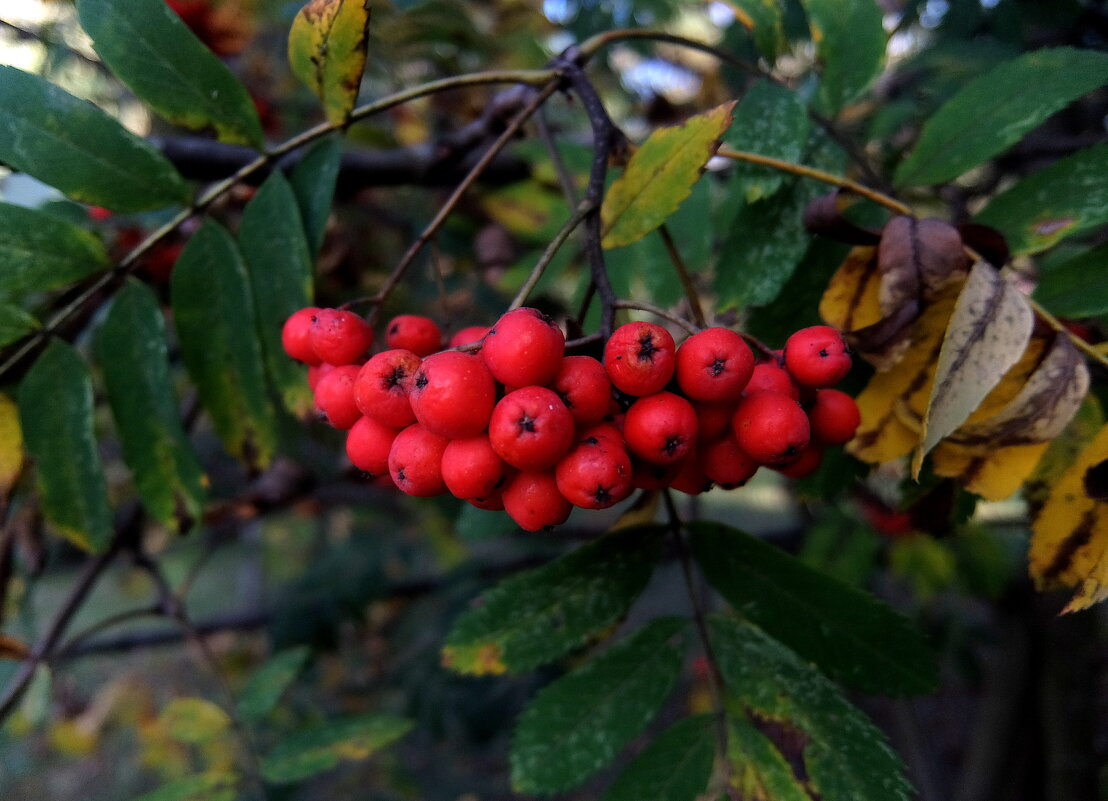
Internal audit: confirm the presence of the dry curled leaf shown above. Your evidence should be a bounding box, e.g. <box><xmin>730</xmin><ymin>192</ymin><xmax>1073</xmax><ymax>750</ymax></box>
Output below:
<box><xmin>876</xmin><ymin>216</ymin><xmax>969</xmax><ymax>313</ymax></box>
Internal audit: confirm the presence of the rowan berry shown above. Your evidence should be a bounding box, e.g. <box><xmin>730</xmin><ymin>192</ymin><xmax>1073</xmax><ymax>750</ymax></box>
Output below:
<box><xmin>623</xmin><ymin>392</ymin><xmax>698</xmax><ymax>465</ymax></box>
<box><xmin>675</xmin><ymin>327</ymin><xmax>754</xmax><ymax>402</ymax></box>
<box><xmin>313</xmin><ymin>365</ymin><xmax>362</xmax><ymax>429</ymax></box>
<box><xmin>307</xmin><ymin>362</ymin><xmax>334</xmax><ymax>391</ymax></box>
<box><xmin>345</xmin><ymin>416</ymin><xmax>399</xmax><ymax>477</ymax></box>
<box><xmin>744</xmin><ymin>362</ymin><xmax>800</xmax><ymax>400</ymax></box>
<box><xmin>774</xmin><ymin>444</ymin><xmax>824</xmax><ymax>478</ymax></box>
<box><xmin>702</xmin><ymin>435</ymin><xmax>759</xmax><ymax>488</ymax></box>
<box><xmin>488</xmin><ymin>386</ymin><xmax>575</xmax><ymax>471</ymax></box>
<box><xmin>481</xmin><ymin>308</ymin><xmax>565</xmax><ymax>387</ymax></box>
<box><xmin>502</xmin><ymin>471</ymin><xmax>572</xmax><ymax>531</ymax></box>
<box><xmin>732</xmin><ymin>392</ymin><xmax>810</xmax><ymax>465</ymax></box>
<box><xmin>310</xmin><ymin>308</ymin><xmax>374</xmax><ymax>366</ymax></box>
<box><xmin>670</xmin><ymin>449</ymin><xmax>712</xmax><ymax>495</ymax></box>
<box><xmin>409</xmin><ymin>351</ymin><xmax>496</xmax><ymax>439</ymax></box>
<box><xmin>555</xmin><ymin>441</ymin><xmax>633</xmax><ymax>509</ymax></box>
<box><xmin>355</xmin><ymin>349</ymin><xmax>421</xmax><ymax>428</ymax></box>
<box><xmin>449</xmin><ymin>325</ymin><xmax>491</xmax><ymax>349</ymax></box>
<box><xmin>693</xmin><ymin>401</ymin><xmax>735</xmax><ymax>442</ymax></box>
<box><xmin>441</xmin><ymin>436</ymin><xmax>508</xmax><ymax>500</ymax></box>
<box><xmin>385</xmin><ymin>314</ymin><xmax>442</xmax><ymax>357</ymax></box>
<box><xmin>604</xmin><ymin>321</ymin><xmax>676</xmax><ymax>396</ymax></box>
<box><xmin>388</xmin><ymin>424</ymin><xmax>449</xmax><ymax>497</ymax></box>
<box><xmin>577</xmin><ymin>421</ymin><xmax>624</xmax><ymax>451</ymax></box>
<box><xmin>631</xmin><ymin>458</ymin><xmax>680</xmax><ymax>491</ymax></box>
<box><xmin>468</xmin><ymin>492</ymin><xmax>506</xmax><ymax>512</ymax></box>
<box><xmin>807</xmin><ymin>389</ymin><xmax>861</xmax><ymax>445</ymax></box>
<box><xmin>282</xmin><ymin>306</ymin><xmax>322</xmax><ymax>364</ymax></box>
<box><xmin>783</xmin><ymin>325</ymin><xmax>852</xmax><ymax>387</ymax></box>
<box><xmin>552</xmin><ymin>356</ymin><xmax>612</xmax><ymax>426</ymax></box>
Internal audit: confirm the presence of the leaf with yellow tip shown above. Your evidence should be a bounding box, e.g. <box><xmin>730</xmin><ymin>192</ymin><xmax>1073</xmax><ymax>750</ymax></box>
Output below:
<box><xmin>0</xmin><ymin>393</ymin><xmax>23</xmax><ymax>497</ymax></box>
<box><xmin>288</xmin><ymin>0</ymin><xmax>371</xmax><ymax>126</ymax></box>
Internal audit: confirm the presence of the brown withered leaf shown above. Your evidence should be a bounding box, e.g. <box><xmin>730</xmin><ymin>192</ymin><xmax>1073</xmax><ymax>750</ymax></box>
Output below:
<box><xmin>877</xmin><ymin>216</ymin><xmax>970</xmax><ymax>314</ymax></box>
<box><xmin>0</xmin><ymin>633</ymin><xmax>29</xmax><ymax>660</ymax></box>
<box><xmin>1086</xmin><ymin>460</ymin><xmax>1108</xmax><ymax>501</ymax></box>
<box><xmin>803</xmin><ymin>190</ymin><xmax>882</xmax><ymax>245</ymax></box>
<box><xmin>912</xmin><ymin>262</ymin><xmax>1034</xmax><ymax>477</ymax></box>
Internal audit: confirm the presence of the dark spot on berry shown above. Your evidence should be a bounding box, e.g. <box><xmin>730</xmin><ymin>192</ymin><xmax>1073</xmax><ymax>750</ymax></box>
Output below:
<box><xmin>389</xmin><ymin>323</ymin><xmax>400</xmax><ymax>335</ymax></box>
<box><xmin>517</xmin><ymin>414</ymin><xmax>537</xmax><ymax>433</ymax></box>
<box><xmin>386</xmin><ymin>366</ymin><xmax>407</xmax><ymax>389</ymax></box>
<box><xmin>663</xmin><ymin>435</ymin><xmax>683</xmax><ymax>455</ymax></box>
<box><xmin>710</xmin><ymin>357</ymin><xmax>726</xmax><ymax>377</ymax></box>
<box><xmin>555</xmin><ymin>389</ymin><xmax>573</xmax><ymax>408</ymax></box>
<box><xmin>582</xmin><ymin>436</ymin><xmax>599</xmax><ymax>446</ymax></box>
<box><xmin>538</xmin><ymin>310</ymin><xmax>557</xmax><ymax>327</ymax></box>
<box><xmin>414</xmin><ymin>371</ymin><xmax>429</xmax><ymax>390</ymax></box>
<box><xmin>636</xmin><ymin>333</ymin><xmax>658</xmax><ymax>362</ymax></box>
<box><xmin>818</xmin><ymin>348</ymin><xmax>828</xmax><ymax>358</ymax></box>
<box><xmin>396</xmin><ymin>467</ymin><xmax>406</xmax><ymax>481</ymax></box>
<box><xmin>593</xmin><ymin>485</ymin><xmax>611</xmax><ymax>504</ymax></box>
<box><xmin>493</xmin><ymin>473</ymin><xmax>507</xmax><ymax>490</ymax></box>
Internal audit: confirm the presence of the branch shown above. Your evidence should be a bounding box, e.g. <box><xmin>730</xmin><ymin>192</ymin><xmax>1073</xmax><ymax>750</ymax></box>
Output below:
<box><xmin>613</xmin><ymin>299</ymin><xmax>699</xmax><ymax>336</ymax></box>
<box><xmin>658</xmin><ymin>225</ymin><xmax>707</xmax><ymax>328</ymax></box>
<box><xmin>510</xmin><ymin>198</ymin><xmax>595</xmax><ymax>310</ymax></box>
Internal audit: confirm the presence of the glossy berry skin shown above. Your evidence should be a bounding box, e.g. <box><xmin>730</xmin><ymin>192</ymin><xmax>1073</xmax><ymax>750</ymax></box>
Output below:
<box><xmin>675</xmin><ymin>327</ymin><xmax>754</xmax><ymax>402</ymax></box>
<box><xmin>604</xmin><ymin>322</ymin><xmax>676</xmax><ymax>397</ymax></box>
<box><xmin>313</xmin><ymin>365</ymin><xmax>362</xmax><ymax>429</ymax></box>
<box><xmin>623</xmin><ymin>392</ymin><xmax>698</xmax><ymax>465</ymax></box>
<box><xmin>449</xmin><ymin>325</ymin><xmax>491</xmax><ymax>349</ymax></box>
<box><xmin>388</xmin><ymin>424</ymin><xmax>449</xmax><ymax>497</ymax></box>
<box><xmin>310</xmin><ymin>309</ymin><xmax>374</xmax><ymax>366</ymax></box>
<box><xmin>774</xmin><ymin>444</ymin><xmax>824</xmax><ymax>479</ymax></box>
<box><xmin>345</xmin><ymin>416</ymin><xmax>399</xmax><ymax>477</ymax></box>
<box><xmin>502</xmin><ymin>471</ymin><xmax>572</xmax><ymax>531</ymax></box>
<box><xmin>732</xmin><ymin>392</ymin><xmax>811</xmax><ymax>466</ymax></box>
<box><xmin>694</xmin><ymin>401</ymin><xmax>735</xmax><ymax>442</ymax></box>
<box><xmin>553</xmin><ymin>356</ymin><xmax>612</xmax><ymax>426</ymax></box>
<box><xmin>282</xmin><ymin>307</ymin><xmax>322</xmax><ymax>364</ymax></box>
<box><xmin>441</xmin><ymin>436</ymin><xmax>508</xmax><ymax>500</ymax></box>
<box><xmin>482</xmin><ymin>308</ymin><xmax>565</xmax><ymax>387</ymax></box>
<box><xmin>577</xmin><ymin>421</ymin><xmax>624</xmax><ymax>451</ymax></box>
<box><xmin>386</xmin><ymin>314</ymin><xmax>442</xmax><ymax>357</ymax></box>
<box><xmin>409</xmin><ymin>351</ymin><xmax>496</xmax><ymax>439</ymax></box>
<box><xmin>555</xmin><ymin>441</ymin><xmax>632</xmax><ymax>509</ymax></box>
<box><xmin>744</xmin><ymin>362</ymin><xmax>800</xmax><ymax>400</ymax></box>
<box><xmin>702</xmin><ymin>435</ymin><xmax>759</xmax><ymax>489</ymax></box>
<box><xmin>355</xmin><ymin>349</ymin><xmax>421</xmax><ymax>428</ymax></box>
<box><xmin>807</xmin><ymin>389</ymin><xmax>861</xmax><ymax>445</ymax></box>
<box><xmin>488</xmin><ymin>386</ymin><xmax>575</xmax><ymax>471</ymax></box>
<box><xmin>784</xmin><ymin>325</ymin><xmax>852</xmax><ymax>387</ymax></box>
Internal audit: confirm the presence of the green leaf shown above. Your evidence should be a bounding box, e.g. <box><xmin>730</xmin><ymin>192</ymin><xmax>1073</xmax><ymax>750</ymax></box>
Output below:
<box><xmin>0</xmin><ymin>65</ymin><xmax>190</xmax><ymax>211</ymax></box>
<box><xmin>19</xmin><ymin>341</ymin><xmax>112</xmax><ymax>552</ymax></box>
<box><xmin>239</xmin><ymin>171</ymin><xmax>315</xmax><ymax>416</ymax></box>
<box><xmin>511</xmin><ymin>617</ymin><xmax>688</xmax><ymax>795</ymax></box>
<box><xmin>96</xmin><ymin>280</ymin><xmax>206</xmax><ymax>531</ymax></box>
<box><xmin>895</xmin><ymin>48</ymin><xmax>1108</xmax><ymax>187</ymax></box>
<box><xmin>77</xmin><ymin>0</ymin><xmax>264</xmax><ymax>148</ymax></box>
<box><xmin>260</xmin><ymin>714</ymin><xmax>413</xmax><ymax>784</ymax></box>
<box><xmin>159</xmin><ymin>698</ymin><xmax>232</xmax><ymax>744</ymax></box>
<box><xmin>171</xmin><ymin>221</ymin><xmax>278</xmax><ymax>470</ymax></box>
<box><xmin>236</xmin><ymin>646</ymin><xmax>312</xmax><ymax>723</ymax></box>
<box><xmin>728</xmin><ymin>0</ymin><xmax>785</xmax><ymax>62</ymax></box>
<box><xmin>0</xmin><ymin>202</ymin><xmax>112</xmax><ymax>301</ymax></box>
<box><xmin>709</xmin><ymin>615</ymin><xmax>912</xmax><ymax>801</ymax></box>
<box><xmin>1033</xmin><ymin>242</ymin><xmax>1108</xmax><ymax>317</ymax></box>
<box><xmin>441</xmin><ymin>525</ymin><xmax>663</xmax><ymax>675</ymax></box>
<box><xmin>726</xmin><ymin>81</ymin><xmax>811</xmax><ymax>203</ymax></box>
<box><xmin>600</xmin><ymin>715</ymin><xmax>716</xmax><ymax>801</ymax></box>
<box><xmin>288</xmin><ymin>0</ymin><xmax>372</xmax><ymax>126</ymax></box>
<box><xmin>727</xmin><ymin>713</ymin><xmax>810</xmax><ymax>801</ymax></box>
<box><xmin>974</xmin><ymin>142</ymin><xmax>1108</xmax><ymax>255</ymax></box>
<box><xmin>803</xmin><ymin>0</ymin><xmax>886</xmax><ymax>115</ymax></box>
<box><xmin>0</xmin><ymin>305</ymin><xmax>39</xmax><ymax>348</ymax></box>
<box><xmin>690</xmin><ymin>522</ymin><xmax>937</xmax><ymax>695</ymax></box>
<box><xmin>130</xmin><ymin>773</ymin><xmax>236</xmax><ymax>801</ymax></box>
<box><xmin>601</xmin><ymin>102</ymin><xmax>735</xmax><ymax>249</ymax></box>
<box><xmin>289</xmin><ymin>134</ymin><xmax>343</xmax><ymax>257</ymax></box>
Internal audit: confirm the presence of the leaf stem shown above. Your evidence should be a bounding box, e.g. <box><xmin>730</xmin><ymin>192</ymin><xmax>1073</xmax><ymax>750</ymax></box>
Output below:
<box><xmin>613</xmin><ymin>299</ymin><xmax>699</xmax><ymax>336</ymax></box>
<box><xmin>658</xmin><ymin>225</ymin><xmax>707</xmax><ymax>328</ymax></box>
<box><xmin>510</xmin><ymin>199</ymin><xmax>595</xmax><ymax>310</ymax></box>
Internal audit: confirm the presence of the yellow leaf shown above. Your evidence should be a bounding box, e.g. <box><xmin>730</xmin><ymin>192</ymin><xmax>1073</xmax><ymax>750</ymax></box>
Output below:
<box><xmin>288</xmin><ymin>0</ymin><xmax>371</xmax><ymax>126</ymax></box>
<box><xmin>439</xmin><ymin>642</ymin><xmax>507</xmax><ymax>676</ymax></box>
<box><xmin>0</xmin><ymin>393</ymin><xmax>23</xmax><ymax>496</ymax></box>
<box><xmin>159</xmin><ymin>697</ymin><xmax>232</xmax><ymax>744</ymax></box>
<box><xmin>818</xmin><ymin>245</ymin><xmax>882</xmax><ymax>332</ymax></box>
<box><xmin>931</xmin><ymin>441</ymin><xmax>1050</xmax><ymax>501</ymax></box>
<box><xmin>1028</xmin><ymin>423</ymin><xmax>1108</xmax><ymax>611</ymax></box>
<box><xmin>49</xmin><ymin>719</ymin><xmax>98</xmax><ymax>757</ymax></box>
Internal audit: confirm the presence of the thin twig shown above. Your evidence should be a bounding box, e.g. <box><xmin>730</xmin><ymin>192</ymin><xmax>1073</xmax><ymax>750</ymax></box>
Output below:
<box><xmin>658</xmin><ymin>225</ymin><xmax>706</xmax><ymax>328</ymax></box>
<box><xmin>578</xmin><ymin>27</ymin><xmax>760</xmax><ymax>77</ymax></box>
<box><xmin>510</xmin><ymin>199</ymin><xmax>595</xmax><ymax>310</ymax></box>
<box><xmin>613</xmin><ymin>300</ymin><xmax>699</xmax><ymax>336</ymax></box>
<box><xmin>535</xmin><ymin>104</ymin><xmax>580</xmax><ymax>206</ymax></box>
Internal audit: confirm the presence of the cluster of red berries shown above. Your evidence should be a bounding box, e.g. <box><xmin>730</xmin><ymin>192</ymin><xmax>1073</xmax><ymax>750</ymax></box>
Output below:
<box><xmin>281</xmin><ymin>306</ymin><xmax>861</xmax><ymax>532</ymax></box>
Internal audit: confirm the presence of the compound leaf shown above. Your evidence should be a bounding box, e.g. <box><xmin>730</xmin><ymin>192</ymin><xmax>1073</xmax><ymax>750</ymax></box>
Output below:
<box><xmin>0</xmin><ymin>202</ymin><xmax>111</xmax><ymax>301</ymax></box>
<box><xmin>289</xmin><ymin>134</ymin><xmax>343</xmax><ymax>257</ymax></box>
<box><xmin>600</xmin><ymin>715</ymin><xmax>715</xmax><ymax>801</ymax></box>
<box><xmin>726</xmin><ymin>80</ymin><xmax>810</xmax><ymax>203</ymax></box>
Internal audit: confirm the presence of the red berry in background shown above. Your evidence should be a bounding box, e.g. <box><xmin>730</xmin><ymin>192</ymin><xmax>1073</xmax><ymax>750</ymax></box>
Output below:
<box><xmin>282</xmin><ymin>307</ymin><xmax>322</xmax><ymax>365</ymax></box>
<box><xmin>552</xmin><ymin>356</ymin><xmax>612</xmax><ymax>426</ymax></box>
<box><xmin>555</xmin><ymin>441</ymin><xmax>632</xmax><ymax>509</ymax></box>
<box><xmin>604</xmin><ymin>321</ymin><xmax>676</xmax><ymax>396</ymax></box>
<box><xmin>307</xmin><ymin>363</ymin><xmax>334</xmax><ymax>391</ymax></box>
<box><xmin>139</xmin><ymin>240</ymin><xmax>184</xmax><ymax>284</ymax></box>
<box><xmin>774</xmin><ymin>443</ymin><xmax>824</xmax><ymax>479</ymax></box>
<box><xmin>732</xmin><ymin>392</ymin><xmax>810</xmax><ymax>465</ymax></box>
<box><xmin>623</xmin><ymin>392</ymin><xmax>698</xmax><ymax>465</ymax></box>
<box><xmin>441</xmin><ymin>436</ymin><xmax>508</xmax><ymax>500</ymax></box>
<box><xmin>693</xmin><ymin>401</ymin><xmax>735</xmax><ymax>442</ymax></box>
<box><xmin>468</xmin><ymin>492</ymin><xmax>506</xmax><ymax>512</ymax></box>
<box><xmin>675</xmin><ymin>327</ymin><xmax>754</xmax><ymax>402</ymax></box>
<box><xmin>449</xmin><ymin>325</ymin><xmax>491</xmax><ymax>349</ymax></box>
<box><xmin>482</xmin><ymin>308</ymin><xmax>565</xmax><ymax>387</ymax></box>
<box><xmin>702</xmin><ymin>436</ymin><xmax>759</xmax><ymax>489</ymax></box>
<box><xmin>87</xmin><ymin>205</ymin><xmax>113</xmax><ymax>221</ymax></box>
<box><xmin>310</xmin><ymin>309</ymin><xmax>374</xmax><ymax>366</ymax></box>
<box><xmin>388</xmin><ymin>424</ymin><xmax>449</xmax><ymax>497</ymax></box>
<box><xmin>783</xmin><ymin>325</ymin><xmax>852</xmax><ymax>387</ymax></box>
<box><xmin>409</xmin><ymin>351</ymin><xmax>496</xmax><ymax>439</ymax></box>
<box><xmin>386</xmin><ymin>314</ymin><xmax>443</xmax><ymax>357</ymax></box>
<box><xmin>670</xmin><ymin>449</ymin><xmax>712</xmax><ymax>495</ymax></box>
<box><xmin>577</xmin><ymin>420</ymin><xmax>624</xmax><ymax>451</ymax></box>
<box><xmin>313</xmin><ymin>365</ymin><xmax>362</xmax><ymax>429</ymax></box>
<box><xmin>502</xmin><ymin>471</ymin><xmax>572</xmax><ymax>531</ymax></box>
<box><xmin>744</xmin><ymin>362</ymin><xmax>799</xmax><ymax>400</ymax></box>
<box><xmin>488</xmin><ymin>386</ymin><xmax>575</xmax><ymax>471</ymax></box>
<box><xmin>355</xmin><ymin>349</ymin><xmax>421</xmax><ymax>428</ymax></box>
<box><xmin>631</xmin><ymin>458</ymin><xmax>681</xmax><ymax>491</ymax></box>
<box><xmin>807</xmin><ymin>389</ymin><xmax>861</xmax><ymax>445</ymax></box>
<box><xmin>346</xmin><ymin>416</ymin><xmax>399</xmax><ymax>477</ymax></box>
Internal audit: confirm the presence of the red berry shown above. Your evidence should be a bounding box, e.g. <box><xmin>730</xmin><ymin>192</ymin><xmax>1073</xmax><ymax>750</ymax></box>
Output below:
<box><xmin>670</xmin><ymin>449</ymin><xmax>712</xmax><ymax>495</ymax></box>
<box><xmin>732</xmin><ymin>392</ymin><xmax>810</xmax><ymax>466</ymax></box>
<box><xmin>702</xmin><ymin>435</ymin><xmax>759</xmax><ymax>489</ymax></box>
<box><xmin>386</xmin><ymin>314</ymin><xmax>442</xmax><ymax>357</ymax></box>
<box><xmin>623</xmin><ymin>392</ymin><xmax>698</xmax><ymax>465</ymax></box>
<box><xmin>552</xmin><ymin>356</ymin><xmax>612</xmax><ymax>426</ymax></box>
<box><xmin>307</xmin><ymin>362</ymin><xmax>334</xmax><ymax>391</ymax></box>
<box><xmin>502</xmin><ymin>471</ymin><xmax>572</xmax><ymax>531</ymax></box>
<box><xmin>441</xmin><ymin>436</ymin><xmax>508</xmax><ymax>500</ymax></box>
<box><xmin>675</xmin><ymin>327</ymin><xmax>754</xmax><ymax>402</ymax></box>
<box><xmin>313</xmin><ymin>365</ymin><xmax>362</xmax><ymax>429</ymax></box>
<box><xmin>310</xmin><ymin>309</ymin><xmax>374</xmax><ymax>366</ymax></box>
<box><xmin>482</xmin><ymin>308</ymin><xmax>565</xmax><ymax>387</ymax></box>
<box><xmin>449</xmin><ymin>325</ymin><xmax>491</xmax><ymax>349</ymax></box>
<box><xmin>282</xmin><ymin>307</ymin><xmax>322</xmax><ymax>365</ymax></box>
<box><xmin>388</xmin><ymin>424</ymin><xmax>449</xmax><ymax>497</ymax></box>
<box><xmin>631</xmin><ymin>458</ymin><xmax>681</xmax><ymax>490</ymax></box>
<box><xmin>346</xmin><ymin>416</ymin><xmax>399</xmax><ymax>477</ymax></box>
<box><xmin>807</xmin><ymin>389</ymin><xmax>861</xmax><ymax>445</ymax></box>
<box><xmin>604</xmin><ymin>322</ymin><xmax>676</xmax><ymax>397</ymax></box>
<box><xmin>488</xmin><ymin>386</ymin><xmax>575</xmax><ymax>471</ymax></box>
<box><xmin>744</xmin><ymin>362</ymin><xmax>800</xmax><ymax>400</ymax></box>
<box><xmin>468</xmin><ymin>492</ymin><xmax>506</xmax><ymax>511</ymax></box>
<box><xmin>355</xmin><ymin>349</ymin><xmax>421</xmax><ymax>428</ymax></box>
<box><xmin>774</xmin><ymin>444</ymin><xmax>824</xmax><ymax>478</ymax></box>
<box><xmin>577</xmin><ymin>421</ymin><xmax>624</xmax><ymax>451</ymax></box>
<box><xmin>694</xmin><ymin>401</ymin><xmax>736</xmax><ymax>442</ymax></box>
<box><xmin>409</xmin><ymin>351</ymin><xmax>496</xmax><ymax>439</ymax></box>
<box><xmin>783</xmin><ymin>325</ymin><xmax>852</xmax><ymax>387</ymax></box>
<box><xmin>555</xmin><ymin>441</ymin><xmax>632</xmax><ymax>509</ymax></box>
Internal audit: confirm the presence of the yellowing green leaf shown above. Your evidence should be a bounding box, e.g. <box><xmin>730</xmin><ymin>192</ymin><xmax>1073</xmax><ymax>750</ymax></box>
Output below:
<box><xmin>0</xmin><ymin>393</ymin><xmax>23</xmax><ymax>497</ymax></box>
<box><xmin>601</xmin><ymin>102</ymin><xmax>735</xmax><ymax>249</ymax></box>
<box><xmin>260</xmin><ymin>714</ymin><xmax>412</xmax><ymax>784</ymax></box>
<box><xmin>159</xmin><ymin>698</ymin><xmax>232</xmax><ymax>745</ymax></box>
<box><xmin>288</xmin><ymin>0</ymin><xmax>372</xmax><ymax>126</ymax></box>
